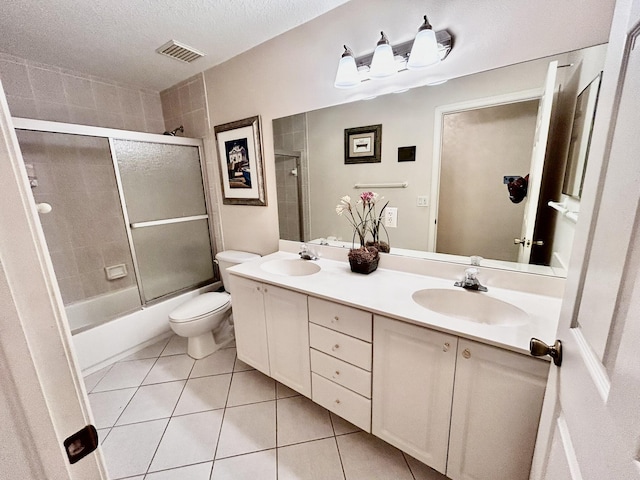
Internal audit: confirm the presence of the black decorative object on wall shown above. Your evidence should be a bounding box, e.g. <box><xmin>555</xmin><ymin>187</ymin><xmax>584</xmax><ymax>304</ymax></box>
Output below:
<box><xmin>398</xmin><ymin>146</ymin><xmax>416</xmax><ymax>162</ymax></box>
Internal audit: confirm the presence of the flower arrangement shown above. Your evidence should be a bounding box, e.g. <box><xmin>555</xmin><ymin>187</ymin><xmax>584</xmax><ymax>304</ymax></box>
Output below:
<box><xmin>336</xmin><ymin>191</ymin><xmax>390</xmax><ymax>273</ymax></box>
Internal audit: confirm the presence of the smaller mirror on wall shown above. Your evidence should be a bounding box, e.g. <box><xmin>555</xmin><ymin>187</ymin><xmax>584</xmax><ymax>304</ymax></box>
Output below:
<box><xmin>562</xmin><ymin>72</ymin><xmax>603</xmax><ymax>199</ymax></box>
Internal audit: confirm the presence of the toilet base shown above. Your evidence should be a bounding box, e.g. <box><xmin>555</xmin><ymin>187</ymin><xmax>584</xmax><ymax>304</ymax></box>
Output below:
<box><xmin>187</xmin><ymin>322</ymin><xmax>235</xmax><ymax>359</ymax></box>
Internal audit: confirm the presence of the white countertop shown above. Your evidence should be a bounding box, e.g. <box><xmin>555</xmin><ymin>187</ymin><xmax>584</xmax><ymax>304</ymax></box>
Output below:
<box><xmin>228</xmin><ymin>251</ymin><xmax>562</xmax><ymax>357</ymax></box>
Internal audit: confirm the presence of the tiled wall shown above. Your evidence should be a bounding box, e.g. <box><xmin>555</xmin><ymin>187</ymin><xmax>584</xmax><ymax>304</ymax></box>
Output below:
<box><xmin>273</xmin><ymin>114</ymin><xmax>310</xmax><ymax>242</ymax></box>
<box><xmin>0</xmin><ymin>52</ymin><xmax>164</xmax><ymax>133</ymax></box>
<box><xmin>16</xmin><ymin>130</ymin><xmax>137</xmax><ymax>307</ymax></box>
<box><xmin>160</xmin><ymin>73</ymin><xmax>209</xmax><ymax>138</ymax></box>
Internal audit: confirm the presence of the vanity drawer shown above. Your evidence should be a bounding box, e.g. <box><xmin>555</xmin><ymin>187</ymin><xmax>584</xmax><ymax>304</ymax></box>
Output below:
<box><xmin>312</xmin><ymin>373</ymin><xmax>371</xmax><ymax>432</ymax></box>
<box><xmin>310</xmin><ymin>348</ymin><xmax>371</xmax><ymax>398</ymax></box>
<box><xmin>308</xmin><ymin>297</ymin><xmax>372</xmax><ymax>342</ymax></box>
<box><xmin>309</xmin><ymin>323</ymin><xmax>372</xmax><ymax>371</ymax></box>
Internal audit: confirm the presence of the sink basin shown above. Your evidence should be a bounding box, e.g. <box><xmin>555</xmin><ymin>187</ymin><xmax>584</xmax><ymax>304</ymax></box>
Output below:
<box><xmin>411</xmin><ymin>289</ymin><xmax>528</xmax><ymax>326</ymax></box>
<box><xmin>260</xmin><ymin>258</ymin><xmax>321</xmax><ymax>276</ymax></box>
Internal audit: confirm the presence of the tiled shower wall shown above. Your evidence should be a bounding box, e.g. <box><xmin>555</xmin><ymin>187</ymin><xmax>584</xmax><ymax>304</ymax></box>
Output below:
<box><xmin>160</xmin><ymin>73</ymin><xmax>209</xmax><ymax>138</ymax></box>
<box><xmin>0</xmin><ymin>52</ymin><xmax>164</xmax><ymax>132</ymax></box>
<box><xmin>273</xmin><ymin>113</ymin><xmax>310</xmax><ymax>242</ymax></box>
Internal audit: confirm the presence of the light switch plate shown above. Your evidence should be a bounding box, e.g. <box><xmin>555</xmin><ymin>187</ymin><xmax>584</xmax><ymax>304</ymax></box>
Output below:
<box><xmin>417</xmin><ymin>196</ymin><xmax>429</xmax><ymax>207</ymax></box>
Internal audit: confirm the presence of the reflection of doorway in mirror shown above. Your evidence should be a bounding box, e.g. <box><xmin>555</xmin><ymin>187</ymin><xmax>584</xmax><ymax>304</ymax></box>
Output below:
<box><xmin>275</xmin><ymin>152</ymin><xmax>304</xmax><ymax>242</ymax></box>
<box><xmin>436</xmin><ymin>100</ymin><xmax>539</xmax><ymax>262</ymax></box>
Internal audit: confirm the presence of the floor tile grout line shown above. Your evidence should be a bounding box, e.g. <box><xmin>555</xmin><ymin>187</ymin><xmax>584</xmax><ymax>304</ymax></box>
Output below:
<box><xmin>144</xmin><ymin>347</ymin><xmax>198</xmax><ymax>476</ymax></box>
<box><xmin>210</xmin><ymin>351</ymin><xmax>237</xmax><ymax>466</ymax></box>
<box><xmin>102</xmin><ymin>353</ymin><xmax>164</xmax><ymax>431</ymax></box>
<box><xmin>140</xmin><ymin>459</ymin><xmax>213</xmax><ymax>478</ymax></box>
<box><xmin>112</xmin><ymin>345</ymin><xmax>167</xmax><ymax>477</ymax></box>
<box><xmin>333</xmin><ymin>432</ymin><xmax>348</xmax><ymax>480</ymax></box>
<box><xmin>402</xmin><ymin>452</ymin><xmax>418</xmax><ymax>480</ymax></box>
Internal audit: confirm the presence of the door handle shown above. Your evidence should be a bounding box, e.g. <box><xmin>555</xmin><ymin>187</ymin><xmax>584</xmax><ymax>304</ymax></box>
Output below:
<box><xmin>530</xmin><ymin>338</ymin><xmax>562</xmax><ymax>366</ymax></box>
<box><xmin>514</xmin><ymin>238</ymin><xmax>526</xmax><ymax>245</ymax></box>
<box><xmin>532</xmin><ymin>240</ymin><xmax>544</xmax><ymax>246</ymax></box>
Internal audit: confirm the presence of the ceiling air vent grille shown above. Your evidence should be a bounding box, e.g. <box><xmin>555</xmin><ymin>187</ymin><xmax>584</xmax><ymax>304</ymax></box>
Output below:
<box><xmin>156</xmin><ymin>40</ymin><xmax>205</xmax><ymax>63</ymax></box>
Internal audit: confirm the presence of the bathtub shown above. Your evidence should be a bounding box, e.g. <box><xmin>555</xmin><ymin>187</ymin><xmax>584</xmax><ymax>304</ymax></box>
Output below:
<box><xmin>71</xmin><ymin>283</ymin><xmax>220</xmax><ymax>374</ymax></box>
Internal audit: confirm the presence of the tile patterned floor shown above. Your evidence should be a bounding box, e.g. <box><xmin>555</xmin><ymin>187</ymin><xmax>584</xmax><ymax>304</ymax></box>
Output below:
<box><xmin>85</xmin><ymin>335</ymin><xmax>447</xmax><ymax>480</ymax></box>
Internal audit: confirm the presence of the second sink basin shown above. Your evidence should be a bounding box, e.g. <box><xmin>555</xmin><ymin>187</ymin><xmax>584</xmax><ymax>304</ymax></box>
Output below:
<box><xmin>260</xmin><ymin>258</ymin><xmax>321</xmax><ymax>276</ymax></box>
<box><xmin>411</xmin><ymin>288</ymin><xmax>529</xmax><ymax>326</ymax></box>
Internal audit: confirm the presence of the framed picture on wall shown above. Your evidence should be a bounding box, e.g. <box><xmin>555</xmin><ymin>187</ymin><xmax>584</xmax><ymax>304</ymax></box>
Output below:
<box><xmin>344</xmin><ymin>124</ymin><xmax>382</xmax><ymax>164</ymax></box>
<box><xmin>214</xmin><ymin>115</ymin><xmax>267</xmax><ymax>206</ymax></box>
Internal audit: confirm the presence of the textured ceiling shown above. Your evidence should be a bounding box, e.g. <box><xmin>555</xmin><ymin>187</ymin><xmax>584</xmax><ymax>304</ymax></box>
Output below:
<box><xmin>0</xmin><ymin>0</ymin><xmax>350</xmax><ymax>91</ymax></box>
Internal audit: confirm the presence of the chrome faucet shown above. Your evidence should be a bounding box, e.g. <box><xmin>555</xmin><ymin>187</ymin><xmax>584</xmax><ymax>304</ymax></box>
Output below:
<box><xmin>298</xmin><ymin>244</ymin><xmax>318</xmax><ymax>261</ymax></box>
<box><xmin>454</xmin><ymin>267</ymin><xmax>488</xmax><ymax>292</ymax></box>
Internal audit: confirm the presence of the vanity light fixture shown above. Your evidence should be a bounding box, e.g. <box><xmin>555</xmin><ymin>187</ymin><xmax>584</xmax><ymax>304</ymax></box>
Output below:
<box><xmin>334</xmin><ymin>14</ymin><xmax>452</xmax><ymax>89</ymax></box>
<box><xmin>407</xmin><ymin>16</ymin><xmax>441</xmax><ymax>69</ymax></box>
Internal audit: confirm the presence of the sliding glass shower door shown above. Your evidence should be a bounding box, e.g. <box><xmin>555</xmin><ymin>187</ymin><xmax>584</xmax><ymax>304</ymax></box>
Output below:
<box><xmin>112</xmin><ymin>140</ymin><xmax>214</xmax><ymax>303</ymax></box>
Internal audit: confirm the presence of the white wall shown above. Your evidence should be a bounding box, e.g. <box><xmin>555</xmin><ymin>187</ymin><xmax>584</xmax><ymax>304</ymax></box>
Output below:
<box><xmin>202</xmin><ymin>0</ymin><xmax>614</xmax><ymax>255</ymax></box>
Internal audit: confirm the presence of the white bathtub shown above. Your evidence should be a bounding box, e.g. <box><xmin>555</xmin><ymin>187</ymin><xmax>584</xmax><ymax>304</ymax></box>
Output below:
<box><xmin>71</xmin><ymin>283</ymin><xmax>220</xmax><ymax>374</ymax></box>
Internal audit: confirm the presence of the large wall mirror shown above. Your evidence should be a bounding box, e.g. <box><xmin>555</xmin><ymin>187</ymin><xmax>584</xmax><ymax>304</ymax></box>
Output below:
<box><xmin>273</xmin><ymin>44</ymin><xmax>607</xmax><ymax>277</ymax></box>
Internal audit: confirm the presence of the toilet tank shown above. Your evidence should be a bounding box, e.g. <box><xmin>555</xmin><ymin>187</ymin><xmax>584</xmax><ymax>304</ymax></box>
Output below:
<box><xmin>215</xmin><ymin>250</ymin><xmax>261</xmax><ymax>292</ymax></box>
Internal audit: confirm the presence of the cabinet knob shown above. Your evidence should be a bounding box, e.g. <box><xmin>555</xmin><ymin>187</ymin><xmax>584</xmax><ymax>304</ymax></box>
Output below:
<box><xmin>332</xmin><ymin>316</ymin><xmax>339</xmax><ymax>323</ymax></box>
<box><xmin>443</xmin><ymin>342</ymin><xmax>450</xmax><ymax>352</ymax></box>
<box><xmin>462</xmin><ymin>348</ymin><xmax>471</xmax><ymax>359</ymax></box>
<box><xmin>334</xmin><ymin>370</ymin><xmax>340</xmax><ymax>377</ymax></box>
<box><xmin>335</xmin><ymin>399</ymin><xmax>341</xmax><ymax>405</ymax></box>
<box><xmin>263</xmin><ymin>287</ymin><xmax>268</xmax><ymax>293</ymax></box>
<box><xmin>332</xmin><ymin>344</ymin><xmax>340</xmax><ymax>351</ymax></box>
<box><xmin>256</xmin><ymin>286</ymin><xmax>261</xmax><ymax>292</ymax></box>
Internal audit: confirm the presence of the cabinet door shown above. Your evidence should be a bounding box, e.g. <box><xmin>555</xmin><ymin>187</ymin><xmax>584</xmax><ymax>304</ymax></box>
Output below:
<box><xmin>228</xmin><ymin>275</ymin><xmax>270</xmax><ymax>376</ymax></box>
<box><xmin>372</xmin><ymin>315</ymin><xmax>457</xmax><ymax>474</ymax></box>
<box><xmin>263</xmin><ymin>284</ymin><xmax>311</xmax><ymax>397</ymax></box>
<box><xmin>447</xmin><ymin>339</ymin><xmax>549</xmax><ymax>480</ymax></box>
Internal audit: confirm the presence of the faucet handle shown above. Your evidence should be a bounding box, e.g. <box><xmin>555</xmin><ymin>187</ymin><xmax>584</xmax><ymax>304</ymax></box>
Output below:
<box><xmin>470</xmin><ymin>255</ymin><xmax>483</xmax><ymax>266</ymax></box>
<box><xmin>465</xmin><ymin>267</ymin><xmax>478</xmax><ymax>279</ymax></box>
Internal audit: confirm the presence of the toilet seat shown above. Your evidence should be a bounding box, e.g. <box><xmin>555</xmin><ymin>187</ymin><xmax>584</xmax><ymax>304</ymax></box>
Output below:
<box><xmin>169</xmin><ymin>292</ymin><xmax>230</xmax><ymax>324</ymax></box>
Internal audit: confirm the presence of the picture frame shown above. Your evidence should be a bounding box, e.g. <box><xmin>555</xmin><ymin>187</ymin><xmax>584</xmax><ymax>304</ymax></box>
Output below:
<box><xmin>344</xmin><ymin>124</ymin><xmax>382</xmax><ymax>164</ymax></box>
<box><xmin>214</xmin><ymin>115</ymin><xmax>267</xmax><ymax>206</ymax></box>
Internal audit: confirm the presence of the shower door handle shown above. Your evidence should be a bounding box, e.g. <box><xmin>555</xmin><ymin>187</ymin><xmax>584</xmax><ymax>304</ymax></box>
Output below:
<box><xmin>130</xmin><ymin>214</ymin><xmax>208</xmax><ymax>229</ymax></box>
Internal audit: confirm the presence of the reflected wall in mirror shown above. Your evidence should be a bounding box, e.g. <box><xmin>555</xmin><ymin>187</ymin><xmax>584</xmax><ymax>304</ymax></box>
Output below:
<box><xmin>273</xmin><ymin>44</ymin><xmax>608</xmax><ymax>277</ymax></box>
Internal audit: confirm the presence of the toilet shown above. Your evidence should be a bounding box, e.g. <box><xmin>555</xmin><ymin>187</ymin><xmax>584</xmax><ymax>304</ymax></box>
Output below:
<box><xmin>168</xmin><ymin>250</ymin><xmax>260</xmax><ymax>359</ymax></box>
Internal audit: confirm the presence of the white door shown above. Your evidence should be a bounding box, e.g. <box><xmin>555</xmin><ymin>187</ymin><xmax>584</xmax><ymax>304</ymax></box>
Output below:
<box><xmin>264</xmin><ymin>285</ymin><xmax>311</xmax><ymax>396</ymax></box>
<box><xmin>228</xmin><ymin>275</ymin><xmax>271</xmax><ymax>376</ymax></box>
<box><xmin>517</xmin><ymin>61</ymin><xmax>558</xmax><ymax>263</ymax></box>
<box><xmin>0</xmin><ymin>83</ymin><xmax>106</xmax><ymax>477</ymax></box>
<box><xmin>531</xmin><ymin>3</ymin><xmax>640</xmax><ymax>478</ymax></box>
<box><xmin>372</xmin><ymin>316</ymin><xmax>457</xmax><ymax>474</ymax></box>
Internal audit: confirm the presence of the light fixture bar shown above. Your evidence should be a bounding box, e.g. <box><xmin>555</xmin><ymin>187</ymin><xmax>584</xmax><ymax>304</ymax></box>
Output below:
<box><xmin>352</xmin><ymin>30</ymin><xmax>452</xmax><ymax>69</ymax></box>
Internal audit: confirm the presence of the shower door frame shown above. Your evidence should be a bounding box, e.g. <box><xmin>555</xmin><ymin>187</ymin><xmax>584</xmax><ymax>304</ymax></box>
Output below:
<box><xmin>12</xmin><ymin>117</ymin><xmax>219</xmax><ymax>306</ymax></box>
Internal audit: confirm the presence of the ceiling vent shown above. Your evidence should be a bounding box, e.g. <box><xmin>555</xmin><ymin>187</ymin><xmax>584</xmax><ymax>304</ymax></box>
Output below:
<box><xmin>156</xmin><ymin>40</ymin><xmax>205</xmax><ymax>63</ymax></box>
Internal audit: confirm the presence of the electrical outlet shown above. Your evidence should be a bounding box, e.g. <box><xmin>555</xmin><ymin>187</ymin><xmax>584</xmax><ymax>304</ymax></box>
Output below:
<box><xmin>417</xmin><ymin>196</ymin><xmax>429</xmax><ymax>207</ymax></box>
<box><xmin>385</xmin><ymin>207</ymin><xmax>398</xmax><ymax>228</ymax></box>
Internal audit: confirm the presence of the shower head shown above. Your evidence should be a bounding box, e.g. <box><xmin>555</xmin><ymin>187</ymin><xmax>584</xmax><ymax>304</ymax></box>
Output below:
<box><xmin>163</xmin><ymin>125</ymin><xmax>184</xmax><ymax>136</ymax></box>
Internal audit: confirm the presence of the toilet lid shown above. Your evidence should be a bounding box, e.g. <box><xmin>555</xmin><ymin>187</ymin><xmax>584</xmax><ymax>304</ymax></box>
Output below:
<box><xmin>169</xmin><ymin>292</ymin><xmax>230</xmax><ymax>322</ymax></box>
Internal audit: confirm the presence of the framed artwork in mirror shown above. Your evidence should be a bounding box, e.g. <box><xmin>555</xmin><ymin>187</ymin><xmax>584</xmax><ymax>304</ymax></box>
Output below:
<box><xmin>562</xmin><ymin>72</ymin><xmax>602</xmax><ymax>198</ymax></box>
<box><xmin>344</xmin><ymin>124</ymin><xmax>382</xmax><ymax>164</ymax></box>
<box><xmin>214</xmin><ymin>115</ymin><xmax>267</xmax><ymax>206</ymax></box>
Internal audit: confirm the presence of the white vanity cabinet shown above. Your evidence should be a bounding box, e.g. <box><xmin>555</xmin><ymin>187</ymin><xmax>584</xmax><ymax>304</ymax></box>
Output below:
<box><xmin>446</xmin><ymin>339</ymin><xmax>548</xmax><ymax>480</ymax></box>
<box><xmin>308</xmin><ymin>297</ymin><xmax>373</xmax><ymax>432</ymax></box>
<box><xmin>228</xmin><ymin>275</ymin><xmax>311</xmax><ymax>397</ymax></box>
<box><xmin>372</xmin><ymin>315</ymin><xmax>458</xmax><ymax>474</ymax></box>
<box><xmin>372</xmin><ymin>315</ymin><xmax>549</xmax><ymax>480</ymax></box>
